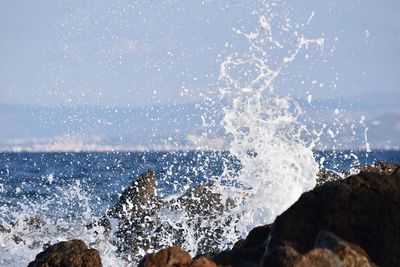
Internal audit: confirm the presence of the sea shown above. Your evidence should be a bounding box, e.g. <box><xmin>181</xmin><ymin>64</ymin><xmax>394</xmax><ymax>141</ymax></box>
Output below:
<box><xmin>0</xmin><ymin>150</ymin><xmax>399</xmax><ymax>266</ymax></box>
<box><xmin>1</xmin><ymin>150</ymin><xmax>400</xmax><ymax>221</ymax></box>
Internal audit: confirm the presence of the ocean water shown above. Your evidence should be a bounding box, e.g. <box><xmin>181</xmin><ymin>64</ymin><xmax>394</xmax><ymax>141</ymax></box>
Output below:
<box><xmin>0</xmin><ymin>150</ymin><xmax>399</xmax><ymax>266</ymax></box>
<box><xmin>1</xmin><ymin>150</ymin><xmax>398</xmax><ymax>219</ymax></box>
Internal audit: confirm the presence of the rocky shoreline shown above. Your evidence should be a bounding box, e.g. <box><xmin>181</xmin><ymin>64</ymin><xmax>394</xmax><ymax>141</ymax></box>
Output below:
<box><xmin>26</xmin><ymin>161</ymin><xmax>400</xmax><ymax>267</ymax></box>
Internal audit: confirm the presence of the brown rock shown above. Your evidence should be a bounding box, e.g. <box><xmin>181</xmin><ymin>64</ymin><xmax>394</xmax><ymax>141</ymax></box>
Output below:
<box><xmin>262</xmin><ymin>241</ymin><xmax>358</xmax><ymax>267</ymax></box>
<box><xmin>315</xmin><ymin>231</ymin><xmax>375</xmax><ymax>267</ymax></box>
<box><xmin>138</xmin><ymin>246</ymin><xmax>191</xmax><ymax>267</ymax></box>
<box><xmin>27</xmin><ymin>239</ymin><xmax>102</xmax><ymax>267</ymax></box>
<box><xmin>261</xmin><ymin>242</ymin><xmax>301</xmax><ymax>267</ymax></box>
<box><xmin>316</xmin><ymin>170</ymin><xmax>342</xmax><ymax>185</ymax></box>
<box><xmin>359</xmin><ymin>161</ymin><xmax>400</xmax><ymax>176</ymax></box>
<box><xmin>294</xmin><ymin>248</ymin><xmax>341</xmax><ymax>267</ymax></box>
<box><xmin>190</xmin><ymin>256</ymin><xmax>217</xmax><ymax>267</ymax></box>
<box><xmin>266</xmin><ymin>162</ymin><xmax>400</xmax><ymax>267</ymax></box>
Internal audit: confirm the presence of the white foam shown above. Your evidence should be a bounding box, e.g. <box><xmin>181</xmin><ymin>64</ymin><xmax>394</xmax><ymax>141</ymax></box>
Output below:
<box><xmin>214</xmin><ymin>1</ymin><xmax>322</xmax><ymax>240</ymax></box>
<box><xmin>0</xmin><ymin>182</ymin><xmax>125</xmax><ymax>267</ymax></box>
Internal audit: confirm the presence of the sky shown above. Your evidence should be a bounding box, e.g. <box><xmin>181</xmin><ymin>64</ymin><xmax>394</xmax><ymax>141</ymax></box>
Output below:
<box><xmin>0</xmin><ymin>0</ymin><xmax>399</xmax><ymax>150</ymax></box>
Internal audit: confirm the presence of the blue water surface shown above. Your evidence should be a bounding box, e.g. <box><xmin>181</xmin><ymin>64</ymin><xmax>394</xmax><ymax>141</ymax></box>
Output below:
<box><xmin>0</xmin><ymin>150</ymin><xmax>398</xmax><ymax>221</ymax></box>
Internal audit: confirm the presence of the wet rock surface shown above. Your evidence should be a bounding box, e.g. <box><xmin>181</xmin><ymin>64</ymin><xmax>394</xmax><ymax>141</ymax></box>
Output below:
<box><xmin>267</xmin><ymin>162</ymin><xmax>400</xmax><ymax>267</ymax></box>
<box><xmin>138</xmin><ymin>246</ymin><xmax>191</xmax><ymax>267</ymax></box>
<box><xmin>175</xmin><ymin>182</ymin><xmax>226</xmax><ymax>216</ymax></box>
<box><xmin>190</xmin><ymin>256</ymin><xmax>217</xmax><ymax>267</ymax></box>
<box><xmin>106</xmin><ymin>169</ymin><xmax>161</xmax><ymax>219</ymax></box>
<box><xmin>314</xmin><ymin>231</ymin><xmax>375</xmax><ymax>267</ymax></box>
<box><xmin>359</xmin><ymin>161</ymin><xmax>400</xmax><ymax>175</ymax></box>
<box><xmin>27</xmin><ymin>239</ymin><xmax>102</xmax><ymax>267</ymax></box>
<box><xmin>263</xmin><ymin>231</ymin><xmax>375</xmax><ymax>267</ymax></box>
<box><xmin>105</xmin><ymin>169</ymin><xmax>164</xmax><ymax>256</ymax></box>
<box><xmin>104</xmin><ymin>169</ymin><xmax>231</xmax><ymax>259</ymax></box>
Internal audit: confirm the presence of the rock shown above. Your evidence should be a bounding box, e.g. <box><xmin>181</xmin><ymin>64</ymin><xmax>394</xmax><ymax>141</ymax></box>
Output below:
<box><xmin>262</xmin><ymin>232</ymin><xmax>374</xmax><ymax>267</ymax></box>
<box><xmin>209</xmin><ymin>246</ymin><xmax>274</xmax><ymax>267</ymax></box>
<box><xmin>212</xmin><ymin>246</ymin><xmax>265</xmax><ymax>267</ymax></box>
<box><xmin>261</xmin><ymin>242</ymin><xmax>302</xmax><ymax>267</ymax></box>
<box><xmin>316</xmin><ymin>170</ymin><xmax>342</xmax><ymax>185</ymax></box>
<box><xmin>212</xmin><ymin>250</ymin><xmax>235</xmax><ymax>266</ymax></box>
<box><xmin>209</xmin><ymin>224</ymin><xmax>271</xmax><ymax>267</ymax></box>
<box><xmin>166</xmin><ymin>182</ymin><xmax>236</xmax><ymax>255</ymax></box>
<box><xmin>106</xmin><ymin>170</ymin><xmax>164</xmax><ymax>257</ymax></box>
<box><xmin>107</xmin><ymin>170</ymin><xmax>234</xmax><ymax>259</ymax></box>
<box><xmin>107</xmin><ymin>169</ymin><xmax>161</xmax><ymax>219</ymax></box>
<box><xmin>233</xmin><ymin>224</ymin><xmax>271</xmax><ymax>250</ymax></box>
<box><xmin>138</xmin><ymin>246</ymin><xmax>191</xmax><ymax>267</ymax></box>
<box><xmin>0</xmin><ymin>222</ymin><xmax>11</xmax><ymax>233</ymax></box>
<box><xmin>12</xmin><ymin>234</ymin><xmax>24</xmax><ymax>244</ymax></box>
<box><xmin>266</xmin><ymin>162</ymin><xmax>400</xmax><ymax>267</ymax></box>
<box><xmin>27</xmin><ymin>239</ymin><xmax>102</xmax><ymax>267</ymax></box>
<box><xmin>359</xmin><ymin>161</ymin><xmax>400</xmax><ymax>176</ymax></box>
<box><xmin>190</xmin><ymin>256</ymin><xmax>217</xmax><ymax>267</ymax></box>
<box><xmin>292</xmin><ymin>248</ymin><xmax>342</xmax><ymax>267</ymax></box>
<box><xmin>24</xmin><ymin>216</ymin><xmax>46</xmax><ymax>230</ymax></box>
<box><xmin>0</xmin><ymin>216</ymin><xmax>46</xmax><ymax>246</ymax></box>
<box><xmin>176</xmin><ymin>182</ymin><xmax>226</xmax><ymax>216</ymax></box>
<box><xmin>315</xmin><ymin>231</ymin><xmax>375</xmax><ymax>267</ymax></box>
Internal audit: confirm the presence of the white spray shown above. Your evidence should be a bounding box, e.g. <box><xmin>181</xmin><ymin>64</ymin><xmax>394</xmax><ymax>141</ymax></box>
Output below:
<box><xmin>215</xmin><ymin>2</ymin><xmax>323</xmax><ymax>238</ymax></box>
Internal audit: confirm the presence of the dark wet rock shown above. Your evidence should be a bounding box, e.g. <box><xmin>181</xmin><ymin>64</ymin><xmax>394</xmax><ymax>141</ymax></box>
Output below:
<box><xmin>107</xmin><ymin>170</ymin><xmax>236</xmax><ymax>259</ymax></box>
<box><xmin>266</xmin><ymin>162</ymin><xmax>400</xmax><ymax>267</ymax></box>
<box><xmin>292</xmin><ymin>248</ymin><xmax>342</xmax><ymax>267</ymax></box>
<box><xmin>86</xmin><ymin>216</ymin><xmax>112</xmax><ymax>237</ymax></box>
<box><xmin>138</xmin><ymin>246</ymin><xmax>191</xmax><ymax>267</ymax></box>
<box><xmin>261</xmin><ymin>242</ymin><xmax>302</xmax><ymax>267</ymax></box>
<box><xmin>215</xmin><ymin>248</ymin><xmax>265</xmax><ymax>267</ymax></box>
<box><xmin>24</xmin><ymin>216</ymin><xmax>46</xmax><ymax>230</ymax></box>
<box><xmin>107</xmin><ymin>169</ymin><xmax>161</xmax><ymax>219</ymax></box>
<box><xmin>0</xmin><ymin>222</ymin><xmax>11</xmax><ymax>233</ymax></box>
<box><xmin>315</xmin><ymin>231</ymin><xmax>375</xmax><ymax>267</ymax></box>
<box><xmin>168</xmin><ymin>182</ymin><xmax>238</xmax><ymax>255</ymax></box>
<box><xmin>105</xmin><ymin>170</ymin><xmax>164</xmax><ymax>256</ymax></box>
<box><xmin>233</xmin><ymin>224</ymin><xmax>271</xmax><ymax>250</ymax></box>
<box><xmin>1</xmin><ymin>216</ymin><xmax>47</xmax><ymax>246</ymax></box>
<box><xmin>316</xmin><ymin>169</ymin><xmax>342</xmax><ymax>185</ymax></box>
<box><xmin>176</xmin><ymin>182</ymin><xmax>226</xmax><ymax>216</ymax></box>
<box><xmin>211</xmin><ymin>245</ymin><xmax>265</xmax><ymax>267</ymax></box>
<box><xmin>262</xmin><ymin>231</ymin><xmax>376</xmax><ymax>267</ymax></box>
<box><xmin>27</xmin><ymin>239</ymin><xmax>102</xmax><ymax>267</ymax></box>
<box><xmin>12</xmin><ymin>234</ymin><xmax>24</xmax><ymax>244</ymax></box>
<box><xmin>211</xmin><ymin>250</ymin><xmax>235</xmax><ymax>266</ymax></box>
<box><xmin>359</xmin><ymin>161</ymin><xmax>400</xmax><ymax>176</ymax></box>
<box><xmin>190</xmin><ymin>256</ymin><xmax>217</xmax><ymax>267</ymax></box>
<box><xmin>317</xmin><ymin>161</ymin><xmax>400</xmax><ymax>186</ymax></box>
<box><xmin>208</xmin><ymin>224</ymin><xmax>271</xmax><ymax>267</ymax></box>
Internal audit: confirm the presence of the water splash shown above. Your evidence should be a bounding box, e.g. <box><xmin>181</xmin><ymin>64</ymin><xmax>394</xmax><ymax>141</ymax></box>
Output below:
<box><xmin>0</xmin><ymin>180</ymin><xmax>123</xmax><ymax>267</ymax></box>
<box><xmin>214</xmin><ymin>2</ymin><xmax>323</xmax><ymax>239</ymax></box>
<box><xmin>133</xmin><ymin>1</ymin><xmax>327</xmax><ymax>257</ymax></box>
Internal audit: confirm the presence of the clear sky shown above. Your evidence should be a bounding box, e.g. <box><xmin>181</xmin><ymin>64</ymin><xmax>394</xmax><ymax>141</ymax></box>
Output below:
<box><xmin>0</xmin><ymin>1</ymin><xmax>399</xmax><ymax>150</ymax></box>
<box><xmin>0</xmin><ymin>0</ymin><xmax>399</xmax><ymax>107</ymax></box>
